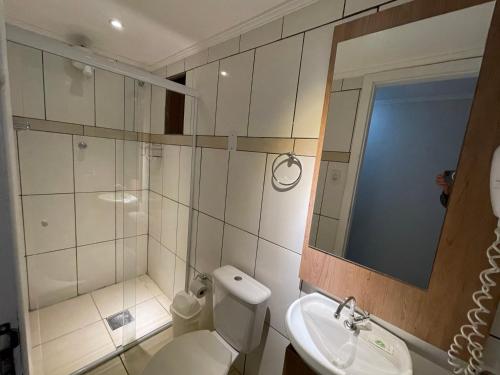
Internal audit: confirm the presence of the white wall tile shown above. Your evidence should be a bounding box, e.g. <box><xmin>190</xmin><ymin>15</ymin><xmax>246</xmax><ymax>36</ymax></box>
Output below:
<box><xmin>320</xmin><ymin>162</ymin><xmax>348</xmax><ymax>218</ymax></box>
<box><xmin>23</xmin><ymin>194</ymin><xmax>75</xmax><ymax>255</ymax></box>
<box><xmin>116</xmin><ymin>236</ymin><xmax>148</xmax><ymax>282</ymax></box>
<box><xmin>176</xmin><ymin>204</ymin><xmax>190</xmax><ymax>262</ymax></box>
<box><xmin>323</xmin><ymin>90</ymin><xmax>360</xmax><ymax>152</ymax></box>
<box><xmin>95</xmin><ymin>69</ymin><xmax>124</xmax><ymax>130</ymax></box>
<box><xmin>484</xmin><ymin>336</ymin><xmax>500</xmax><ymax>373</ymax></box>
<box><xmin>240</xmin><ymin>18</ymin><xmax>283</xmax><ymax>52</ymax></box>
<box><xmin>342</xmin><ymin>76</ymin><xmax>364</xmax><ymax>90</ymax></box>
<box><xmin>179</xmin><ymin>146</ymin><xmax>199</xmax><ymax>206</ymax></box>
<box><xmin>221</xmin><ymin>224</ymin><xmax>258</xmax><ymax>276</ymax></box>
<box><xmin>148</xmin><ymin>237</ymin><xmax>176</xmax><ymax>299</ymax></box>
<box><xmin>43</xmin><ymin>52</ymin><xmax>94</xmax><ymax>125</ymax></box>
<box><xmin>260</xmin><ymin>155</ymin><xmax>314</xmax><ymax>253</ymax></box>
<box><xmin>379</xmin><ymin>0</ymin><xmax>413</xmax><ymax>11</ymax></box>
<box><xmin>410</xmin><ymin>351</ymin><xmax>449</xmax><ymax>375</ymax></box>
<box><xmin>151</xmin><ymin>86</ymin><xmax>166</xmax><ymax>134</ymax></box>
<box><xmin>124</xmin><ymin>77</ymin><xmax>135</xmax><ymax>132</ymax></box>
<box><xmin>117</xmin><ymin>190</ymin><xmax>149</xmax><ymax>238</ymax></box>
<box><xmin>332</xmin><ymin>79</ymin><xmax>343</xmax><ymax>92</ymax></box>
<box><xmin>7</xmin><ymin>42</ymin><xmax>45</xmax><ymax>119</ymax></box>
<box><xmin>134</xmin><ymin>81</ymin><xmax>151</xmax><ymax>133</ymax></box>
<box><xmin>148</xmin><ymin>191</ymin><xmax>162</xmax><ymax>242</ymax></box>
<box><xmin>162</xmin><ymin>145</ymin><xmax>180</xmax><ymax>200</ymax></box>
<box><xmin>314</xmin><ymin>161</ymin><xmax>328</xmax><ymax>214</ymax></box>
<box><xmin>195</xmin><ymin>212</ymin><xmax>223</xmax><ymax>274</ymax></box>
<box><xmin>316</xmin><ymin>216</ymin><xmax>338</xmax><ymax>253</ymax></box>
<box><xmin>255</xmin><ymin>239</ymin><xmax>301</xmax><ymax>335</ymax></box>
<box><xmin>345</xmin><ymin>0</ymin><xmax>386</xmax><ymax>15</ymax></box>
<box><xmin>116</xmin><ymin>141</ymin><xmax>149</xmax><ymax>191</ymax></box>
<box><xmin>161</xmin><ymin>197</ymin><xmax>178</xmax><ymax>252</ymax></box>
<box><xmin>18</xmin><ymin>131</ymin><xmax>74</xmax><ymax>194</ymax></box>
<box><xmin>174</xmin><ymin>257</ymin><xmax>187</xmax><ymax>295</ymax></box>
<box><xmin>292</xmin><ymin>24</ymin><xmax>334</xmax><ymax>138</ymax></box>
<box><xmin>77</xmin><ymin>240</ymin><xmax>116</xmax><ymax>294</ymax></box>
<box><xmin>183</xmin><ymin>72</ymin><xmax>195</xmax><ymax>135</ymax></box>
<box><xmin>282</xmin><ymin>0</ymin><xmax>343</xmax><ymax>37</ymax></box>
<box><xmin>215</xmin><ymin>51</ymin><xmax>254</xmax><ymax>136</ymax></box>
<box><xmin>185</xmin><ymin>62</ymin><xmax>219</xmax><ymax>135</ymax></box>
<box><xmin>249</xmin><ymin>35</ymin><xmax>303</xmax><ymax>137</ymax></box>
<box><xmin>75</xmin><ymin>192</ymin><xmax>115</xmax><ymax>245</ymax></box>
<box><xmin>491</xmin><ymin>302</ymin><xmax>500</xmax><ymax>337</ymax></box>
<box><xmin>245</xmin><ymin>325</ymin><xmax>289</xmax><ymax>375</ymax></box>
<box><xmin>225</xmin><ymin>151</ymin><xmax>266</xmax><ymax>234</ymax></box>
<box><xmin>27</xmin><ymin>248</ymin><xmax>77</xmax><ymax>309</ymax></box>
<box><xmin>199</xmin><ymin>148</ymin><xmax>229</xmax><ymax>220</ymax></box>
<box><xmin>185</xmin><ymin>49</ymin><xmax>209</xmax><ymax>71</ymax></box>
<box><xmin>149</xmin><ymin>150</ymin><xmax>163</xmax><ymax>195</ymax></box>
<box><xmin>74</xmin><ymin>136</ymin><xmax>115</xmax><ymax>192</ymax></box>
<box><xmin>208</xmin><ymin>37</ymin><xmax>240</xmax><ymax>62</ymax></box>
<box><xmin>167</xmin><ymin>60</ymin><xmax>185</xmax><ymax>78</ymax></box>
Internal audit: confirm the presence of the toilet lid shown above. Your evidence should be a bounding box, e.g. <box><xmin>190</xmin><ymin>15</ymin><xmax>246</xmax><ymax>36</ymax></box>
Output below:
<box><xmin>142</xmin><ymin>330</ymin><xmax>232</xmax><ymax>375</ymax></box>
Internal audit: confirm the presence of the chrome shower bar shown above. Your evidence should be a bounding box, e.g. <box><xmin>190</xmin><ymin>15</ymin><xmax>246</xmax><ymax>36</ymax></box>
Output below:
<box><xmin>6</xmin><ymin>25</ymin><xmax>199</xmax><ymax>98</ymax></box>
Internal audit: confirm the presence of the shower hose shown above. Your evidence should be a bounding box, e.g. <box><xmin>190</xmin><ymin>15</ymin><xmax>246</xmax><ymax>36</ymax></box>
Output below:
<box><xmin>447</xmin><ymin>220</ymin><xmax>500</xmax><ymax>374</ymax></box>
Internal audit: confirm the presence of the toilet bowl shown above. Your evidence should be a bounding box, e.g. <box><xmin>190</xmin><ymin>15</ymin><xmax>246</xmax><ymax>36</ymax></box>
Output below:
<box><xmin>142</xmin><ymin>265</ymin><xmax>271</xmax><ymax>375</ymax></box>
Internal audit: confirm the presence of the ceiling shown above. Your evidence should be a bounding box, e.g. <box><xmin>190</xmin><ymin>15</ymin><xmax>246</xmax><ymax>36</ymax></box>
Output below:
<box><xmin>5</xmin><ymin>0</ymin><xmax>314</xmax><ymax>71</ymax></box>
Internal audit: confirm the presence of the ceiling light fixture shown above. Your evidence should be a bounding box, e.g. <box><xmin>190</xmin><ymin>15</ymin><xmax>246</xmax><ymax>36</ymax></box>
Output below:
<box><xmin>109</xmin><ymin>19</ymin><xmax>123</xmax><ymax>30</ymax></box>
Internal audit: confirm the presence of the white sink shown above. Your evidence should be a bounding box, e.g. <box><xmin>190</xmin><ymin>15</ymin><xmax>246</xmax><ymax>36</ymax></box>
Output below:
<box><xmin>285</xmin><ymin>293</ymin><xmax>412</xmax><ymax>375</ymax></box>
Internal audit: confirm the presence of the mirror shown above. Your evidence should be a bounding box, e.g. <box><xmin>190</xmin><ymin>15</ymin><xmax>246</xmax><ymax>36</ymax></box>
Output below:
<box><xmin>309</xmin><ymin>2</ymin><xmax>495</xmax><ymax>288</ymax></box>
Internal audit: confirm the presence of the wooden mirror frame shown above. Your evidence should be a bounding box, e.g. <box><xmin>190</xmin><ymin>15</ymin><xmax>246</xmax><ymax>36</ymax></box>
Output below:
<box><xmin>300</xmin><ymin>0</ymin><xmax>500</xmax><ymax>350</ymax></box>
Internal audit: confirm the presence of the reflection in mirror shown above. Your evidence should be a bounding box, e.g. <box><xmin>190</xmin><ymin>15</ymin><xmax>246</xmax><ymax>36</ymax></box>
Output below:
<box><xmin>309</xmin><ymin>2</ymin><xmax>495</xmax><ymax>288</ymax></box>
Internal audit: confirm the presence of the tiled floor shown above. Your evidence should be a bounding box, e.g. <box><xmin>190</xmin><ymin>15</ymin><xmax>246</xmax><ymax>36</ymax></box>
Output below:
<box><xmin>86</xmin><ymin>328</ymin><xmax>242</xmax><ymax>375</ymax></box>
<box><xmin>29</xmin><ymin>275</ymin><xmax>172</xmax><ymax>375</ymax></box>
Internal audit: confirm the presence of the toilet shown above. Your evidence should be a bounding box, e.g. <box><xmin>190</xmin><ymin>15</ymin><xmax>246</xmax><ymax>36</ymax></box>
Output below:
<box><xmin>142</xmin><ymin>265</ymin><xmax>272</xmax><ymax>375</ymax></box>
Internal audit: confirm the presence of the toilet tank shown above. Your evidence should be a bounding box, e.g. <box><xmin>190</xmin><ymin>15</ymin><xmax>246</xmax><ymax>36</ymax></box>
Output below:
<box><xmin>212</xmin><ymin>265</ymin><xmax>271</xmax><ymax>353</ymax></box>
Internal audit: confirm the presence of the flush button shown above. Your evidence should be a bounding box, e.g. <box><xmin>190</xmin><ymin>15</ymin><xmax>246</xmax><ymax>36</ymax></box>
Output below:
<box><xmin>41</xmin><ymin>220</ymin><xmax>49</xmax><ymax>227</ymax></box>
<box><xmin>234</xmin><ymin>276</ymin><xmax>242</xmax><ymax>281</ymax></box>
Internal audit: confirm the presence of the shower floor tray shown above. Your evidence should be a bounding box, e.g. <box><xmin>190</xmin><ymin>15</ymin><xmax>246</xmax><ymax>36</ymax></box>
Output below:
<box><xmin>29</xmin><ymin>275</ymin><xmax>173</xmax><ymax>375</ymax></box>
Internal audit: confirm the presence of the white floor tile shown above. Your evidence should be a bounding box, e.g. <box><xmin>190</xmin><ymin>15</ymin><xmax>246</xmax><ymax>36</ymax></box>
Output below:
<box><xmin>86</xmin><ymin>357</ymin><xmax>128</xmax><ymax>375</ymax></box>
<box><xmin>31</xmin><ymin>321</ymin><xmax>114</xmax><ymax>375</ymax></box>
<box><xmin>29</xmin><ymin>294</ymin><xmax>101</xmax><ymax>347</ymax></box>
<box><xmin>105</xmin><ymin>298</ymin><xmax>171</xmax><ymax>347</ymax></box>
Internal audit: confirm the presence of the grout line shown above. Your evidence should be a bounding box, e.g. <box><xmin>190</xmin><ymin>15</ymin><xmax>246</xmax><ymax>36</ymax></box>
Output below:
<box><xmin>253</xmin><ymin>153</ymin><xmax>269</xmax><ymax>276</ymax></box>
<box><xmin>16</xmin><ymin>131</ymin><xmax>33</xmax><ymax>308</ymax></box>
<box><xmin>289</xmin><ymin>33</ymin><xmax>305</xmax><ymax>139</ymax></box>
<box><xmin>280</xmin><ymin>17</ymin><xmax>285</xmax><ymax>38</ymax></box>
<box><xmin>213</xmin><ymin>60</ymin><xmax>221</xmax><ymax>136</ymax></box>
<box><xmin>71</xmin><ymin>135</ymin><xmax>80</xmax><ymax>295</ymax></box>
<box><xmin>246</xmin><ymin>50</ymin><xmax>257</xmax><ymax>137</ymax></box>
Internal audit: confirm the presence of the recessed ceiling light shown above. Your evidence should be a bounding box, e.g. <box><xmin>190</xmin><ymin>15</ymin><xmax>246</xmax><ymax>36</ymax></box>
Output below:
<box><xmin>109</xmin><ymin>19</ymin><xmax>123</xmax><ymax>30</ymax></box>
<box><xmin>220</xmin><ymin>71</ymin><xmax>228</xmax><ymax>77</ymax></box>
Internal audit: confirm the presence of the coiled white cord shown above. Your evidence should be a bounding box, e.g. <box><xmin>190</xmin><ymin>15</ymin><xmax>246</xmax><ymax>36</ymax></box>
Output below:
<box><xmin>447</xmin><ymin>219</ymin><xmax>500</xmax><ymax>374</ymax></box>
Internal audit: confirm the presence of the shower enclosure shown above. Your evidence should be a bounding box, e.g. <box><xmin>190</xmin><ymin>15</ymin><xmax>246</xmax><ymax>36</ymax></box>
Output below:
<box><xmin>1</xmin><ymin>24</ymin><xmax>198</xmax><ymax>375</ymax></box>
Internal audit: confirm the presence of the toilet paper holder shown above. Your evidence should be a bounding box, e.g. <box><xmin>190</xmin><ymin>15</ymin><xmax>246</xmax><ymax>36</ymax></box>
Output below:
<box><xmin>189</xmin><ymin>273</ymin><xmax>210</xmax><ymax>298</ymax></box>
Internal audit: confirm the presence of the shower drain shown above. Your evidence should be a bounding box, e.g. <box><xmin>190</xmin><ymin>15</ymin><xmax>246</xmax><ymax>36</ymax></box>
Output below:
<box><xmin>106</xmin><ymin>309</ymin><xmax>135</xmax><ymax>331</ymax></box>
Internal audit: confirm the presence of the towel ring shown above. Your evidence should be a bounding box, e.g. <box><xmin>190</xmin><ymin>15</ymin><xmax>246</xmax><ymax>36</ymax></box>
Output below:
<box><xmin>272</xmin><ymin>152</ymin><xmax>302</xmax><ymax>186</ymax></box>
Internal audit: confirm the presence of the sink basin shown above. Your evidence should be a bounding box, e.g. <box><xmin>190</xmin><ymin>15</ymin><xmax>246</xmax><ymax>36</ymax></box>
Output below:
<box><xmin>285</xmin><ymin>293</ymin><xmax>412</xmax><ymax>375</ymax></box>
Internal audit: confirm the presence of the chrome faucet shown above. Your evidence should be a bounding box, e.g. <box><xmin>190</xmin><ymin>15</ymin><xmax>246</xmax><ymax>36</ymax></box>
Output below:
<box><xmin>334</xmin><ymin>296</ymin><xmax>370</xmax><ymax>331</ymax></box>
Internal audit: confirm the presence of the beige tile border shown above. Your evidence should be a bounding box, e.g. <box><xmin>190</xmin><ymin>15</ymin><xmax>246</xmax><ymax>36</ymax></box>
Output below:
<box><xmin>12</xmin><ymin>117</ymin><xmax>327</xmax><ymax>155</ymax></box>
<box><xmin>321</xmin><ymin>151</ymin><xmax>350</xmax><ymax>163</ymax></box>
<box><xmin>237</xmin><ymin>137</ymin><xmax>293</xmax><ymax>154</ymax></box>
<box><xmin>294</xmin><ymin>139</ymin><xmax>318</xmax><ymax>156</ymax></box>
<box><xmin>197</xmin><ymin>136</ymin><xmax>228</xmax><ymax>149</ymax></box>
<box><xmin>13</xmin><ymin>116</ymin><xmax>84</xmax><ymax>135</ymax></box>
<box><xmin>150</xmin><ymin>134</ymin><xmax>192</xmax><ymax>146</ymax></box>
<box><xmin>83</xmin><ymin>126</ymin><xmax>125</xmax><ymax>140</ymax></box>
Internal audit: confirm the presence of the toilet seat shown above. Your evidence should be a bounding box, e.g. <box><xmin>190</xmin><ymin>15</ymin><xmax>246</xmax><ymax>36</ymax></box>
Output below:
<box><xmin>141</xmin><ymin>330</ymin><xmax>237</xmax><ymax>375</ymax></box>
